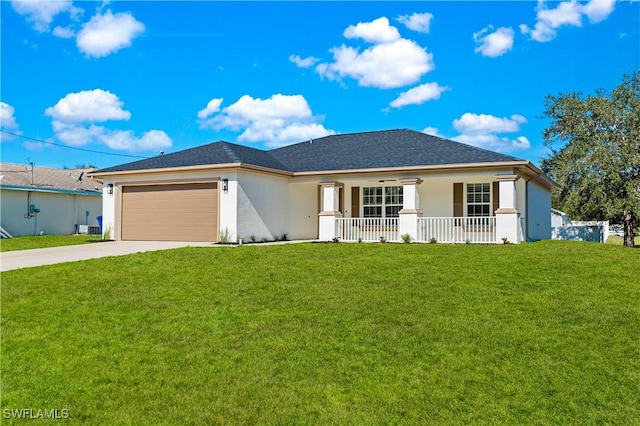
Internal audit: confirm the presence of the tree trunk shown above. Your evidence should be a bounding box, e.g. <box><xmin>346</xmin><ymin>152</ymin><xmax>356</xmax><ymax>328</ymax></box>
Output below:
<box><xmin>623</xmin><ymin>211</ymin><xmax>636</xmax><ymax>248</ymax></box>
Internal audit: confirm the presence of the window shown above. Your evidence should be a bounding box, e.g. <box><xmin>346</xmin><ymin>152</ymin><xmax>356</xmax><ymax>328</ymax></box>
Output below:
<box><xmin>363</xmin><ymin>186</ymin><xmax>403</xmax><ymax>218</ymax></box>
<box><xmin>466</xmin><ymin>183</ymin><xmax>491</xmax><ymax>217</ymax></box>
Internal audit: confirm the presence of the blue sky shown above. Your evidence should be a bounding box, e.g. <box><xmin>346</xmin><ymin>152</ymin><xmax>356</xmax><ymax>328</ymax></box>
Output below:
<box><xmin>1</xmin><ymin>1</ymin><xmax>638</xmax><ymax>170</ymax></box>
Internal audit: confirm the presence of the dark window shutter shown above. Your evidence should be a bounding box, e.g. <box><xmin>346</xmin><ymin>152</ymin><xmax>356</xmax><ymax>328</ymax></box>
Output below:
<box><xmin>351</xmin><ymin>187</ymin><xmax>360</xmax><ymax>218</ymax></box>
<box><xmin>453</xmin><ymin>183</ymin><xmax>463</xmax><ymax>217</ymax></box>
<box><xmin>492</xmin><ymin>181</ymin><xmax>500</xmax><ymax>214</ymax></box>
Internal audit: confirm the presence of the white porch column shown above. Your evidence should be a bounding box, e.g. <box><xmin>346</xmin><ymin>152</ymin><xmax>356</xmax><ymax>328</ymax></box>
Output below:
<box><xmin>495</xmin><ymin>174</ymin><xmax>521</xmax><ymax>244</ymax></box>
<box><xmin>398</xmin><ymin>178</ymin><xmax>423</xmax><ymax>242</ymax></box>
<box><xmin>318</xmin><ymin>182</ymin><xmax>342</xmax><ymax>241</ymax></box>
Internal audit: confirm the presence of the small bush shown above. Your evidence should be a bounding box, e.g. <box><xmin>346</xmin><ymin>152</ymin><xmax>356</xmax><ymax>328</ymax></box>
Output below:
<box><xmin>379</xmin><ymin>236</ymin><xmax>387</xmax><ymax>243</ymax></box>
<box><xmin>428</xmin><ymin>237</ymin><xmax>437</xmax><ymax>244</ymax></box>
<box><xmin>219</xmin><ymin>227</ymin><xmax>230</xmax><ymax>244</ymax></box>
<box><xmin>401</xmin><ymin>233</ymin><xmax>411</xmax><ymax>243</ymax></box>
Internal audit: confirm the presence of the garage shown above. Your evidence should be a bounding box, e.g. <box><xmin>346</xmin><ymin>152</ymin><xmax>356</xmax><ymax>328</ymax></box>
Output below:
<box><xmin>121</xmin><ymin>182</ymin><xmax>218</xmax><ymax>242</ymax></box>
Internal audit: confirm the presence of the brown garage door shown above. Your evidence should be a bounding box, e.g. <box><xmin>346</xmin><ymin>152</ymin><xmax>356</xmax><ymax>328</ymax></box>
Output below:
<box><xmin>121</xmin><ymin>183</ymin><xmax>218</xmax><ymax>242</ymax></box>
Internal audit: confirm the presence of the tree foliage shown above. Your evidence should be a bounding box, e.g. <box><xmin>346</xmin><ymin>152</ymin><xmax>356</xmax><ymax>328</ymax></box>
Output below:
<box><xmin>541</xmin><ymin>71</ymin><xmax>640</xmax><ymax>247</ymax></box>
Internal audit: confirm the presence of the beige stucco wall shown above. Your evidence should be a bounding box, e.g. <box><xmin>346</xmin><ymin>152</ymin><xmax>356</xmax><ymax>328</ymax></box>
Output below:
<box><xmin>288</xmin><ymin>183</ymin><xmax>318</xmax><ymax>239</ymax></box>
<box><xmin>0</xmin><ymin>189</ymin><xmax>102</xmax><ymax>237</ymax></box>
<box><xmin>236</xmin><ymin>170</ymin><xmax>289</xmax><ymax>242</ymax></box>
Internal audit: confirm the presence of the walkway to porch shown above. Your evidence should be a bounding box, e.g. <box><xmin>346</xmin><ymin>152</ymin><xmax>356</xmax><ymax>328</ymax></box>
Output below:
<box><xmin>336</xmin><ymin>217</ymin><xmax>499</xmax><ymax>243</ymax></box>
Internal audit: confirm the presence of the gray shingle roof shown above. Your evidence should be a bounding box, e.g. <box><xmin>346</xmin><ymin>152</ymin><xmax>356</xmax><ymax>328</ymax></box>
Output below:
<box><xmin>0</xmin><ymin>163</ymin><xmax>102</xmax><ymax>194</ymax></box>
<box><xmin>93</xmin><ymin>129</ymin><xmax>522</xmax><ymax>175</ymax></box>
<box><xmin>95</xmin><ymin>141</ymin><xmax>289</xmax><ymax>173</ymax></box>
<box><xmin>271</xmin><ymin>129</ymin><xmax>520</xmax><ymax>172</ymax></box>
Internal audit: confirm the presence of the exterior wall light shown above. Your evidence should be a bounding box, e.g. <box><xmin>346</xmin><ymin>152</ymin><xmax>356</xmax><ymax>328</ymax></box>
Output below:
<box><xmin>222</xmin><ymin>179</ymin><xmax>229</xmax><ymax>192</ymax></box>
<box><xmin>107</xmin><ymin>183</ymin><xmax>114</xmax><ymax>195</ymax></box>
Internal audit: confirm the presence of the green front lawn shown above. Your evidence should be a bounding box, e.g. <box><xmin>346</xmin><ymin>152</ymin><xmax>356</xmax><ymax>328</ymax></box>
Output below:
<box><xmin>2</xmin><ymin>241</ymin><xmax>638</xmax><ymax>424</ymax></box>
<box><xmin>0</xmin><ymin>235</ymin><xmax>102</xmax><ymax>252</ymax></box>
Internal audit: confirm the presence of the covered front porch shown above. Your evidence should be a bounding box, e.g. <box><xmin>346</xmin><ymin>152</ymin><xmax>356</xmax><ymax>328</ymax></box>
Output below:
<box><xmin>317</xmin><ymin>175</ymin><xmax>525</xmax><ymax>244</ymax></box>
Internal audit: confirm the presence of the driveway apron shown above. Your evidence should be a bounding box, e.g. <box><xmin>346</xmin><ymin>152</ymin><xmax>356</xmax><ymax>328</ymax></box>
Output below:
<box><xmin>0</xmin><ymin>241</ymin><xmax>216</xmax><ymax>272</ymax></box>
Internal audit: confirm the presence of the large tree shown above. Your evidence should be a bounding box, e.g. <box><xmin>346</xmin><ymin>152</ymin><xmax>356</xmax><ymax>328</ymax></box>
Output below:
<box><xmin>541</xmin><ymin>71</ymin><xmax>640</xmax><ymax>247</ymax></box>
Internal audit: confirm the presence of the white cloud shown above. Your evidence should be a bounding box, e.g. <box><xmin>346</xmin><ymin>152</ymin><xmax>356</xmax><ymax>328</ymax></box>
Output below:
<box><xmin>197</xmin><ymin>98</ymin><xmax>224</xmax><ymax>120</ymax></box>
<box><xmin>521</xmin><ymin>0</ymin><xmax>615</xmax><ymax>42</ymax></box>
<box><xmin>289</xmin><ymin>55</ymin><xmax>320</xmax><ymax>68</ymax></box>
<box><xmin>397</xmin><ymin>12</ymin><xmax>434</xmax><ymax>33</ymax></box>
<box><xmin>317</xmin><ymin>39</ymin><xmax>434</xmax><ymax>89</ymax></box>
<box><xmin>343</xmin><ymin>17</ymin><xmax>400</xmax><ymax>44</ymax></box>
<box><xmin>0</xmin><ymin>102</ymin><xmax>21</xmax><ymax>141</ymax></box>
<box><xmin>1</xmin><ymin>102</ymin><xmax>19</xmax><ymax>129</ymax></box>
<box><xmin>198</xmin><ymin>94</ymin><xmax>335</xmax><ymax>148</ymax></box>
<box><xmin>453</xmin><ymin>133</ymin><xmax>531</xmax><ymax>152</ymax></box>
<box><xmin>389</xmin><ymin>82</ymin><xmax>448</xmax><ymax>108</ymax></box>
<box><xmin>422</xmin><ymin>126</ymin><xmax>444</xmax><ymax>138</ymax></box>
<box><xmin>45</xmin><ymin>89</ymin><xmax>131</xmax><ymax>123</ymax></box>
<box><xmin>46</xmin><ymin>89</ymin><xmax>171</xmax><ymax>152</ymax></box>
<box><xmin>473</xmin><ymin>26</ymin><xmax>514</xmax><ymax>58</ymax></box>
<box><xmin>10</xmin><ymin>0</ymin><xmax>81</xmax><ymax>32</ymax></box>
<box><xmin>453</xmin><ymin>113</ymin><xmax>526</xmax><ymax>134</ymax></box>
<box><xmin>100</xmin><ymin>129</ymin><xmax>172</xmax><ymax>151</ymax></box>
<box><xmin>51</xmin><ymin>122</ymin><xmax>171</xmax><ymax>152</ymax></box>
<box><xmin>582</xmin><ymin>0</ymin><xmax>616</xmax><ymax>23</ymax></box>
<box><xmin>51</xmin><ymin>121</ymin><xmax>106</xmax><ymax>146</ymax></box>
<box><xmin>451</xmin><ymin>112</ymin><xmax>530</xmax><ymax>153</ymax></box>
<box><xmin>315</xmin><ymin>16</ymin><xmax>435</xmax><ymax>89</ymax></box>
<box><xmin>76</xmin><ymin>10</ymin><xmax>145</xmax><ymax>57</ymax></box>
<box><xmin>53</xmin><ymin>25</ymin><xmax>75</xmax><ymax>38</ymax></box>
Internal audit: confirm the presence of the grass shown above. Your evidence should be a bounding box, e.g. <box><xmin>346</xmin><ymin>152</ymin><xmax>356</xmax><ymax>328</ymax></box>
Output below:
<box><xmin>606</xmin><ymin>234</ymin><xmax>640</xmax><ymax>246</ymax></box>
<box><xmin>0</xmin><ymin>235</ymin><xmax>102</xmax><ymax>252</ymax></box>
<box><xmin>1</xmin><ymin>241</ymin><xmax>639</xmax><ymax>424</ymax></box>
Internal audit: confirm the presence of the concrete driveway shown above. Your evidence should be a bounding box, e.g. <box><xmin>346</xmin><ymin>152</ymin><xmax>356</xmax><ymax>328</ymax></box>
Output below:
<box><xmin>1</xmin><ymin>241</ymin><xmax>217</xmax><ymax>272</ymax></box>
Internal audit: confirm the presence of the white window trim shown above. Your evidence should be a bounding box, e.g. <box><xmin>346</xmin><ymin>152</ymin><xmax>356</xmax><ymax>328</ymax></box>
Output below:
<box><xmin>465</xmin><ymin>182</ymin><xmax>493</xmax><ymax>217</ymax></box>
<box><xmin>362</xmin><ymin>185</ymin><xmax>403</xmax><ymax>218</ymax></box>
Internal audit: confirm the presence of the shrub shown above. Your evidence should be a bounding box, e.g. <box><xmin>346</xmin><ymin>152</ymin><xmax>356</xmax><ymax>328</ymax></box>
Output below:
<box><xmin>219</xmin><ymin>227</ymin><xmax>230</xmax><ymax>244</ymax></box>
<box><xmin>401</xmin><ymin>233</ymin><xmax>411</xmax><ymax>243</ymax></box>
<box><xmin>428</xmin><ymin>237</ymin><xmax>437</xmax><ymax>244</ymax></box>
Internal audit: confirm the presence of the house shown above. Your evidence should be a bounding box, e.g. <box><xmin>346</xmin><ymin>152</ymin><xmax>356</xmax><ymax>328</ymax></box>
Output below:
<box><xmin>0</xmin><ymin>163</ymin><xmax>103</xmax><ymax>237</ymax></box>
<box><xmin>89</xmin><ymin>129</ymin><xmax>557</xmax><ymax>244</ymax></box>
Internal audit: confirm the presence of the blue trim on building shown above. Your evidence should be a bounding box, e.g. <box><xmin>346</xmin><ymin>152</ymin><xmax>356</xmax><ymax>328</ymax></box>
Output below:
<box><xmin>0</xmin><ymin>185</ymin><xmax>102</xmax><ymax>196</ymax></box>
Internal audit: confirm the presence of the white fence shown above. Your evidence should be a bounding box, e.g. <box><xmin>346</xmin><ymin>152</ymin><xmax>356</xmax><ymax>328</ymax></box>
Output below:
<box><xmin>552</xmin><ymin>221</ymin><xmax>609</xmax><ymax>243</ymax></box>
<box><xmin>336</xmin><ymin>217</ymin><xmax>501</xmax><ymax>243</ymax></box>
<box><xmin>336</xmin><ymin>218</ymin><xmax>399</xmax><ymax>242</ymax></box>
<box><xmin>417</xmin><ymin>217</ymin><xmax>497</xmax><ymax>244</ymax></box>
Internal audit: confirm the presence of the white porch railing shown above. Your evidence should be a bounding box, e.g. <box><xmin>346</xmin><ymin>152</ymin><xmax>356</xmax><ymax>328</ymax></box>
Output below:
<box><xmin>417</xmin><ymin>217</ymin><xmax>497</xmax><ymax>244</ymax></box>
<box><xmin>336</xmin><ymin>218</ymin><xmax>399</xmax><ymax>242</ymax></box>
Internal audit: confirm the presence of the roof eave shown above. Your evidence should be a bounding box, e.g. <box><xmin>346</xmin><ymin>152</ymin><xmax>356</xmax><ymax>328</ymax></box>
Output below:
<box><xmin>88</xmin><ymin>162</ymin><xmax>293</xmax><ymax>179</ymax></box>
<box><xmin>291</xmin><ymin>160</ymin><xmax>532</xmax><ymax>177</ymax></box>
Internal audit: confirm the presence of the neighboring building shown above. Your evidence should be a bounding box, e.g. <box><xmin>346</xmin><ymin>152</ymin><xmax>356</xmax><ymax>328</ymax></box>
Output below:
<box><xmin>89</xmin><ymin>129</ymin><xmax>557</xmax><ymax>244</ymax></box>
<box><xmin>551</xmin><ymin>208</ymin><xmax>570</xmax><ymax>227</ymax></box>
<box><xmin>0</xmin><ymin>163</ymin><xmax>102</xmax><ymax>237</ymax></box>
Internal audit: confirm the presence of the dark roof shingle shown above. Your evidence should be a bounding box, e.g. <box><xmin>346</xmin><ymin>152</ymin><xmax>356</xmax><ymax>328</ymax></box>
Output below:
<box><xmin>93</xmin><ymin>129</ymin><xmax>522</xmax><ymax>175</ymax></box>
